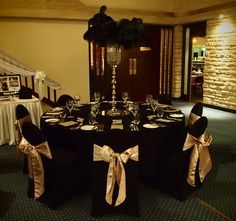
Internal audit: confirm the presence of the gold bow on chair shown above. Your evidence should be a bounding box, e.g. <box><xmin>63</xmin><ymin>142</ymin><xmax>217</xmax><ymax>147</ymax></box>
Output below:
<box><xmin>188</xmin><ymin>112</ymin><xmax>201</xmax><ymax>127</ymax></box>
<box><xmin>183</xmin><ymin>130</ymin><xmax>213</xmax><ymax>187</ymax></box>
<box><xmin>93</xmin><ymin>144</ymin><xmax>139</xmax><ymax>206</ymax></box>
<box><xmin>15</xmin><ymin>116</ymin><xmax>32</xmax><ymax>160</ymax></box>
<box><xmin>19</xmin><ymin>137</ymin><xmax>52</xmax><ymax>199</ymax></box>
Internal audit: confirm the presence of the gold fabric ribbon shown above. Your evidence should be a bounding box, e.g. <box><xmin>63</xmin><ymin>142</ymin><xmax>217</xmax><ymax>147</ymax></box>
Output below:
<box><xmin>19</xmin><ymin>137</ymin><xmax>52</xmax><ymax>199</ymax></box>
<box><xmin>187</xmin><ymin>112</ymin><xmax>201</xmax><ymax>127</ymax></box>
<box><xmin>15</xmin><ymin>115</ymin><xmax>32</xmax><ymax>159</ymax></box>
<box><xmin>93</xmin><ymin>144</ymin><xmax>139</xmax><ymax>206</ymax></box>
<box><xmin>183</xmin><ymin>130</ymin><xmax>213</xmax><ymax>187</ymax></box>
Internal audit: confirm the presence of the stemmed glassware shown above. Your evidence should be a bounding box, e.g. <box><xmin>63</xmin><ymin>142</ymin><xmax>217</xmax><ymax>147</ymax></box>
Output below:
<box><xmin>89</xmin><ymin>103</ymin><xmax>100</xmax><ymax>125</ymax></box>
<box><xmin>66</xmin><ymin>100</ymin><xmax>74</xmax><ymax>117</ymax></box>
<box><xmin>150</xmin><ymin>99</ymin><xmax>158</xmax><ymax>114</ymax></box>
<box><xmin>94</xmin><ymin>92</ymin><xmax>101</xmax><ymax>103</ymax></box>
<box><xmin>73</xmin><ymin>95</ymin><xmax>81</xmax><ymax>108</ymax></box>
<box><xmin>129</xmin><ymin>102</ymin><xmax>140</xmax><ymax>127</ymax></box>
<box><xmin>156</xmin><ymin>107</ymin><xmax>164</xmax><ymax>118</ymax></box>
<box><xmin>122</xmin><ymin>92</ymin><xmax>128</xmax><ymax>107</ymax></box>
<box><xmin>146</xmin><ymin>94</ymin><xmax>153</xmax><ymax>110</ymax></box>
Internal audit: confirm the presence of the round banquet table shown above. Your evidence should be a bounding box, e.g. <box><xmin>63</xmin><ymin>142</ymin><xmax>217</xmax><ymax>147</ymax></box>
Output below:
<box><xmin>40</xmin><ymin>101</ymin><xmax>187</xmax><ymax>199</ymax></box>
<box><xmin>0</xmin><ymin>96</ymin><xmax>43</xmax><ymax>145</ymax></box>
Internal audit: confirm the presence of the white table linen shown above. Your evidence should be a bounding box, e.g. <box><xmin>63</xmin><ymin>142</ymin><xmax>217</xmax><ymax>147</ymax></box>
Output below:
<box><xmin>0</xmin><ymin>96</ymin><xmax>43</xmax><ymax>145</ymax></box>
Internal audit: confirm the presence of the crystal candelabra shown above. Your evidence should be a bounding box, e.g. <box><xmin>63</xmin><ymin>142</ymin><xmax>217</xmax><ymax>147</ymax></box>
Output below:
<box><xmin>107</xmin><ymin>44</ymin><xmax>121</xmax><ymax>116</ymax></box>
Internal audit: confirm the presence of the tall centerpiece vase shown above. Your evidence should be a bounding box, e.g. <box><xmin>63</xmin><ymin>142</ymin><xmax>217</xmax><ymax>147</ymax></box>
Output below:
<box><xmin>107</xmin><ymin>44</ymin><xmax>122</xmax><ymax>116</ymax></box>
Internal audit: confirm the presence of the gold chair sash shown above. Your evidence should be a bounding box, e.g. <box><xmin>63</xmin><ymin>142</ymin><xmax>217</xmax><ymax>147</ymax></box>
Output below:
<box><xmin>15</xmin><ymin>115</ymin><xmax>32</xmax><ymax>159</ymax></box>
<box><xmin>93</xmin><ymin>144</ymin><xmax>139</xmax><ymax>206</ymax></box>
<box><xmin>19</xmin><ymin>137</ymin><xmax>52</xmax><ymax>199</ymax></box>
<box><xmin>187</xmin><ymin>112</ymin><xmax>201</xmax><ymax>127</ymax></box>
<box><xmin>183</xmin><ymin>130</ymin><xmax>213</xmax><ymax>187</ymax></box>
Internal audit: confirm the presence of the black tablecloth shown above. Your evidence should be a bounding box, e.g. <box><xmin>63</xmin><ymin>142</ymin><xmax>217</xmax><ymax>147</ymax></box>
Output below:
<box><xmin>40</xmin><ymin>102</ymin><xmax>187</xmax><ymax>201</ymax></box>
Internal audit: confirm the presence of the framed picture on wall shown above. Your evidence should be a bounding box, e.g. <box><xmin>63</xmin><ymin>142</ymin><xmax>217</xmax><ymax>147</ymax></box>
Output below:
<box><xmin>0</xmin><ymin>75</ymin><xmax>21</xmax><ymax>96</ymax></box>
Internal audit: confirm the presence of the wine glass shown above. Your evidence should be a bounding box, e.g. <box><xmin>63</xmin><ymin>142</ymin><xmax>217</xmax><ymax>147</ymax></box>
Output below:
<box><xmin>150</xmin><ymin>99</ymin><xmax>158</xmax><ymax>114</ymax></box>
<box><xmin>156</xmin><ymin>106</ymin><xmax>164</xmax><ymax>118</ymax></box>
<box><xmin>94</xmin><ymin>92</ymin><xmax>101</xmax><ymax>103</ymax></box>
<box><xmin>122</xmin><ymin>92</ymin><xmax>128</xmax><ymax>106</ymax></box>
<box><xmin>129</xmin><ymin>103</ymin><xmax>140</xmax><ymax>126</ymax></box>
<box><xmin>89</xmin><ymin>103</ymin><xmax>100</xmax><ymax>125</ymax></box>
<box><xmin>66</xmin><ymin>100</ymin><xmax>74</xmax><ymax>116</ymax></box>
<box><xmin>146</xmin><ymin>94</ymin><xmax>153</xmax><ymax>110</ymax></box>
<box><xmin>73</xmin><ymin>95</ymin><xmax>81</xmax><ymax>107</ymax></box>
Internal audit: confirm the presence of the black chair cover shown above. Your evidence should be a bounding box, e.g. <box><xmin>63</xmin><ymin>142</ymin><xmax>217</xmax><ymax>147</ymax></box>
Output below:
<box><xmin>21</xmin><ymin>122</ymin><xmax>82</xmax><ymax>209</ymax></box>
<box><xmin>153</xmin><ymin>117</ymin><xmax>208</xmax><ymax>201</ymax></box>
<box><xmin>190</xmin><ymin>102</ymin><xmax>203</xmax><ymax>117</ymax></box>
<box><xmin>91</xmin><ymin>129</ymin><xmax>140</xmax><ymax>216</ymax></box>
<box><xmin>56</xmin><ymin>94</ymin><xmax>73</xmax><ymax>106</ymax></box>
<box><xmin>157</xmin><ymin>94</ymin><xmax>172</xmax><ymax>105</ymax></box>
<box><xmin>19</xmin><ymin>86</ymin><xmax>32</xmax><ymax>99</ymax></box>
<box><xmin>16</xmin><ymin>104</ymin><xmax>31</xmax><ymax>120</ymax></box>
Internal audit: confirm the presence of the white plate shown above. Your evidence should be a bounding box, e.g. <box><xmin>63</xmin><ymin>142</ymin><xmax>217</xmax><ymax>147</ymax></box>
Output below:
<box><xmin>169</xmin><ymin>113</ymin><xmax>184</xmax><ymax>118</ymax></box>
<box><xmin>52</xmin><ymin>107</ymin><xmax>63</xmax><ymax>111</ymax></box>
<box><xmin>156</xmin><ymin>118</ymin><xmax>175</xmax><ymax>123</ymax></box>
<box><xmin>143</xmin><ymin>123</ymin><xmax>159</xmax><ymax>129</ymax></box>
<box><xmin>163</xmin><ymin>109</ymin><xmax>180</xmax><ymax>113</ymax></box>
<box><xmin>80</xmin><ymin>125</ymin><xmax>96</xmax><ymax>131</ymax></box>
<box><xmin>45</xmin><ymin>118</ymin><xmax>60</xmax><ymax>123</ymax></box>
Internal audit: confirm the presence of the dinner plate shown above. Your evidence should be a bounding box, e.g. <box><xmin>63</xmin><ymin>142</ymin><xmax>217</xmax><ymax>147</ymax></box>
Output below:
<box><xmin>80</xmin><ymin>125</ymin><xmax>96</xmax><ymax>131</ymax></box>
<box><xmin>156</xmin><ymin>118</ymin><xmax>175</xmax><ymax>123</ymax></box>
<box><xmin>45</xmin><ymin>118</ymin><xmax>60</xmax><ymax>123</ymax></box>
<box><xmin>163</xmin><ymin>108</ymin><xmax>180</xmax><ymax>113</ymax></box>
<box><xmin>169</xmin><ymin>113</ymin><xmax>184</xmax><ymax>118</ymax></box>
<box><xmin>51</xmin><ymin>107</ymin><xmax>63</xmax><ymax>112</ymax></box>
<box><xmin>143</xmin><ymin>123</ymin><xmax>159</xmax><ymax>129</ymax></box>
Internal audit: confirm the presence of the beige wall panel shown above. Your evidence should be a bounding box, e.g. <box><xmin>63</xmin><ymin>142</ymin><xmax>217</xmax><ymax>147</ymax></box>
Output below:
<box><xmin>0</xmin><ymin>18</ymin><xmax>90</xmax><ymax>103</ymax></box>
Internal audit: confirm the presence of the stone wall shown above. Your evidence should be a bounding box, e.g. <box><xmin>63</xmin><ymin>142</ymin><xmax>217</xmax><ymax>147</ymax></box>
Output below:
<box><xmin>172</xmin><ymin>25</ymin><xmax>183</xmax><ymax>98</ymax></box>
<box><xmin>204</xmin><ymin>16</ymin><xmax>236</xmax><ymax>111</ymax></box>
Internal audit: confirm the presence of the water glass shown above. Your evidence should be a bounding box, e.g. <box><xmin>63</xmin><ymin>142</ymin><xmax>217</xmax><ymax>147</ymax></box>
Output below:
<box><xmin>66</xmin><ymin>100</ymin><xmax>74</xmax><ymax>116</ymax></box>
<box><xmin>94</xmin><ymin>92</ymin><xmax>101</xmax><ymax>103</ymax></box>
<box><xmin>73</xmin><ymin>95</ymin><xmax>81</xmax><ymax>107</ymax></box>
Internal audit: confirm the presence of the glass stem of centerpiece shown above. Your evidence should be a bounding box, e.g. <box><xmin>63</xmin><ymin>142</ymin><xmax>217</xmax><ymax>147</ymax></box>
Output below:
<box><xmin>107</xmin><ymin>44</ymin><xmax>122</xmax><ymax>116</ymax></box>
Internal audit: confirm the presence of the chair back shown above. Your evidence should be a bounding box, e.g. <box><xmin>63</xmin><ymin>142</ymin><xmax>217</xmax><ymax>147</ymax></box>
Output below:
<box><xmin>21</xmin><ymin>121</ymin><xmax>47</xmax><ymax>146</ymax></box>
<box><xmin>56</xmin><ymin>94</ymin><xmax>73</xmax><ymax>106</ymax></box>
<box><xmin>187</xmin><ymin>102</ymin><xmax>203</xmax><ymax>128</ymax></box>
<box><xmin>157</xmin><ymin>94</ymin><xmax>172</xmax><ymax>105</ymax></box>
<box><xmin>92</xmin><ymin>129</ymin><xmax>139</xmax><ymax>216</ymax></box>
<box><xmin>195</xmin><ymin>76</ymin><xmax>203</xmax><ymax>85</ymax></box>
<box><xmin>189</xmin><ymin>116</ymin><xmax>208</xmax><ymax>139</ymax></box>
<box><xmin>16</xmin><ymin>104</ymin><xmax>31</xmax><ymax>121</ymax></box>
<box><xmin>19</xmin><ymin>86</ymin><xmax>33</xmax><ymax>99</ymax></box>
<box><xmin>191</xmin><ymin>102</ymin><xmax>203</xmax><ymax>117</ymax></box>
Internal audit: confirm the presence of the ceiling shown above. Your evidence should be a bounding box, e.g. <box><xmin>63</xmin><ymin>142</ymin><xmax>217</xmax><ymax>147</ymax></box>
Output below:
<box><xmin>0</xmin><ymin>0</ymin><xmax>236</xmax><ymax>24</ymax></box>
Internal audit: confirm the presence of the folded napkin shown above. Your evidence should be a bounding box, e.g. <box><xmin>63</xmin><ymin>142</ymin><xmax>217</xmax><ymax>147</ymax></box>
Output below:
<box><xmin>111</xmin><ymin>124</ymin><xmax>123</xmax><ymax>130</ymax></box>
<box><xmin>111</xmin><ymin>119</ymin><xmax>123</xmax><ymax>129</ymax></box>
<box><xmin>59</xmin><ymin>121</ymin><xmax>78</xmax><ymax>127</ymax></box>
<box><xmin>46</xmin><ymin>111</ymin><xmax>62</xmax><ymax>116</ymax></box>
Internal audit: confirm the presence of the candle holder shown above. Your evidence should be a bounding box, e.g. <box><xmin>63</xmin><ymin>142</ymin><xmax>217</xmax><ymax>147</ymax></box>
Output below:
<box><xmin>106</xmin><ymin>44</ymin><xmax>122</xmax><ymax>116</ymax></box>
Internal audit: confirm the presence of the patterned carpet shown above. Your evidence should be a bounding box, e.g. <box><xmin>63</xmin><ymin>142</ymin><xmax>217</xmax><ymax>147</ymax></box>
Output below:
<box><xmin>0</xmin><ymin>101</ymin><xmax>235</xmax><ymax>221</ymax></box>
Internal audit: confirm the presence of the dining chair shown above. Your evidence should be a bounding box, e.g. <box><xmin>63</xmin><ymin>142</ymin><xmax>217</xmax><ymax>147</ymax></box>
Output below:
<box><xmin>91</xmin><ymin>129</ymin><xmax>140</xmax><ymax>216</ymax></box>
<box><xmin>20</xmin><ymin>121</ymin><xmax>82</xmax><ymax>209</ymax></box>
<box><xmin>187</xmin><ymin>102</ymin><xmax>203</xmax><ymax>128</ymax></box>
<box><xmin>56</xmin><ymin>94</ymin><xmax>73</xmax><ymax>106</ymax></box>
<box><xmin>193</xmin><ymin>76</ymin><xmax>204</xmax><ymax>94</ymax></box>
<box><xmin>19</xmin><ymin>86</ymin><xmax>33</xmax><ymax>99</ymax></box>
<box><xmin>157</xmin><ymin>94</ymin><xmax>172</xmax><ymax>105</ymax></box>
<box><xmin>156</xmin><ymin>116</ymin><xmax>212</xmax><ymax>201</ymax></box>
<box><xmin>15</xmin><ymin>104</ymin><xmax>32</xmax><ymax>173</ymax></box>
<box><xmin>183</xmin><ymin>116</ymin><xmax>212</xmax><ymax>189</ymax></box>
